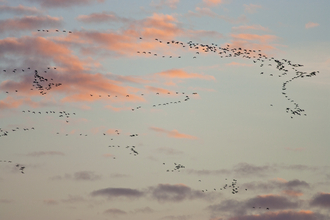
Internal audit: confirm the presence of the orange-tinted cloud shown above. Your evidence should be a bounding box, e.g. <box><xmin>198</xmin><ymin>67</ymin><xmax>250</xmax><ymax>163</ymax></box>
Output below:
<box><xmin>0</xmin><ymin>15</ymin><xmax>62</xmax><ymax>33</ymax></box>
<box><xmin>226</xmin><ymin>62</ymin><xmax>253</xmax><ymax>67</ymax></box>
<box><xmin>281</xmin><ymin>190</ymin><xmax>303</xmax><ymax>197</ymax></box>
<box><xmin>150</xmin><ymin>126</ymin><xmax>198</xmax><ymax>139</ymax></box>
<box><xmin>140</xmin><ymin>13</ymin><xmax>182</xmax><ymax>40</ymax></box>
<box><xmin>76</xmin><ymin>11</ymin><xmax>130</xmax><ymax>23</ymax></box>
<box><xmin>0</xmin><ymin>34</ymin><xmax>149</xmax><ymax>105</ymax></box>
<box><xmin>203</xmin><ymin>0</ymin><xmax>223</xmax><ymax>7</ymax></box>
<box><xmin>0</xmin><ymin>96</ymin><xmax>41</xmax><ymax>110</ymax></box>
<box><xmin>145</xmin><ymin>86</ymin><xmax>172</xmax><ymax>94</ymax></box>
<box><xmin>232</xmin><ymin>24</ymin><xmax>269</xmax><ymax>32</ymax></box>
<box><xmin>229</xmin><ymin>33</ymin><xmax>279</xmax><ymax>52</ymax></box>
<box><xmin>305</xmin><ymin>22</ymin><xmax>319</xmax><ymax>29</ymax></box>
<box><xmin>103</xmin><ymin>153</ymin><xmax>114</xmax><ymax>158</ymax></box>
<box><xmin>155</xmin><ymin>69</ymin><xmax>215</xmax><ymax>80</ymax></box>
<box><xmin>229</xmin><ymin>210</ymin><xmax>321</xmax><ymax>220</ymax></box>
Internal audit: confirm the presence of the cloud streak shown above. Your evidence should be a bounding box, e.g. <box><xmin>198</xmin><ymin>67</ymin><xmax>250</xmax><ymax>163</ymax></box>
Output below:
<box><xmin>150</xmin><ymin>127</ymin><xmax>198</xmax><ymax>139</ymax></box>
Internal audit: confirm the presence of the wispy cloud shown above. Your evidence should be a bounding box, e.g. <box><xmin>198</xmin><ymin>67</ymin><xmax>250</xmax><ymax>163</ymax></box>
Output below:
<box><xmin>226</xmin><ymin>62</ymin><xmax>253</xmax><ymax>67</ymax></box>
<box><xmin>305</xmin><ymin>22</ymin><xmax>319</xmax><ymax>29</ymax></box>
<box><xmin>76</xmin><ymin>11</ymin><xmax>130</xmax><ymax>23</ymax></box>
<box><xmin>244</xmin><ymin>4</ymin><xmax>262</xmax><ymax>14</ymax></box>
<box><xmin>0</xmin><ymin>15</ymin><xmax>62</xmax><ymax>33</ymax></box>
<box><xmin>232</xmin><ymin>24</ymin><xmax>269</xmax><ymax>32</ymax></box>
<box><xmin>187</xmin><ymin>7</ymin><xmax>248</xmax><ymax>24</ymax></box>
<box><xmin>155</xmin><ymin>147</ymin><xmax>184</xmax><ymax>155</ymax></box>
<box><xmin>150</xmin><ymin>183</ymin><xmax>209</xmax><ymax>202</ymax></box>
<box><xmin>90</xmin><ymin>184</ymin><xmax>214</xmax><ymax>203</ymax></box>
<box><xmin>28</xmin><ymin>0</ymin><xmax>105</xmax><ymax>8</ymax></box>
<box><xmin>43</xmin><ymin>199</ymin><xmax>58</xmax><ymax>205</ymax></box>
<box><xmin>150</xmin><ymin>127</ymin><xmax>198</xmax><ymax>140</ymax></box>
<box><xmin>203</xmin><ymin>0</ymin><xmax>223</xmax><ymax>7</ymax></box>
<box><xmin>0</xmin><ymin>4</ymin><xmax>41</xmax><ymax>15</ymax></box>
<box><xmin>26</xmin><ymin>151</ymin><xmax>65</xmax><ymax>156</ymax></box>
<box><xmin>155</xmin><ymin>69</ymin><xmax>215</xmax><ymax>80</ymax></box>
<box><xmin>91</xmin><ymin>187</ymin><xmax>144</xmax><ymax>199</ymax></box>
<box><xmin>104</xmin><ymin>208</ymin><xmax>127</xmax><ymax>216</ymax></box>
<box><xmin>50</xmin><ymin>171</ymin><xmax>102</xmax><ymax>181</ymax></box>
<box><xmin>151</xmin><ymin>0</ymin><xmax>180</xmax><ymax>9</ymax></box>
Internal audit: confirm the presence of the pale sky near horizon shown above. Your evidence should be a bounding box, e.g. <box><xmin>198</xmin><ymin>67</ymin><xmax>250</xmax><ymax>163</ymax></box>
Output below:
<box><xmin>0</xmin><ymin>0</ymin><xmax>330</xmax><ymax>220</ymax></box>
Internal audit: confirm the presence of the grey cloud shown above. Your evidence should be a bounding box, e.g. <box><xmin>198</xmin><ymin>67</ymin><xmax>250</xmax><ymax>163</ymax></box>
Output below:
<box><xmin>150</xmin><ymin>184</ymin><xmax>208</xmax><ymax>202</ymax></box>
<box><xmin>90</xmin><ymin>184</ymin><xmax>213</xmax><ymax>203</ymax></box>
<box><xmin>242</xmin><ymin>179</ymin><xmax>310</xmax><ymax>192</ymax></box>
<box><xmin>28</xmin><ymin>0</ymin><xmax>104</xmax><ymax>8</ymax></box>
<box><xmin>73</xmin><ymin>171</ymin><xmax>101</xmax><ymax>181</ymax></box>
<box><xmin>245</xmin><ymin>195</ymin><xmax>299</xmax><ymax>210</ymax></box>
<box><xmin>184</xmin><ymin>163</ymin><xmax>275</xmax><ymax>177</ymax></box>
<box><xmin>130</xmin><ymin>206</ymin><xmax>154</xmax><ymax>214</ymax></box>
<box><xmin>160</xmin><ymin>215</ymin><xmax>192</xmax><ymax>220</ymax></box>
<box><xmin>208</xmin><ymin>195</ymin><xmax>300</xmax><ymax>217</ymax></box>
<box><xmin>233</xmin><ymin>163</ymin><xmax>276</xmax><ymax>177</ymax></box>
<box><xmin>27</xmin><ymin>151</ymin><xmax>65</xmax><ymax>157</ymax></box>
<box><xmin>310</xmin><ymin>192</ymin><xmax>330</xmax><ymax>208</ymax></box>
<box><xmin>50</xmin><ymin>171</ymin><xmax>101</xmax><ymax>181</ymax></box>
<box><xmin>91</xmin><ymin>187</ymin><xmax>144</xmax><ymax>199</ymax></box>
<box><xmin>156</xmin><ymin>147</ymin><xmax>184</xmax><ymax>155</ymax></box>
<box><xmin>228</xmin><ymin>210</ymin><xmax>326</xmax><ymax>220</ymax></box>
<box><xmin>104</xmin><ymin>208</ymin><xmax>126</xmax><ymax>215</ymax></box>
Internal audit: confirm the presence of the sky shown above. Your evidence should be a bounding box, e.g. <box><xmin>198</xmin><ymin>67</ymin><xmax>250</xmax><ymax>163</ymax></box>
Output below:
<box><xmin>0</xmin><ymin>0</ymin><xmax>330</xmax><ymax>220</ymax></box>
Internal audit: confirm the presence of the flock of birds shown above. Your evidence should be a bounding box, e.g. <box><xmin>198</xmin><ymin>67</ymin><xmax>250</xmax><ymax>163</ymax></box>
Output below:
<box><xmin>0</xmin><ymin>160</ymin><xmax>25</xmax><ymax>174</ymax></box>
<box><xmin>1</xmin><ymin>35</ymin><xmax>318</xmax><ymax>213</ymax></box>
<box><xmin>37</xmin><ymin>29</ymin><xmax>73</xmax><ymax>33</ymax></box>
<box><xmin>2</xmin><ymin>68</ymin><xmax>62</xmax><ymax>95</ymax></box>
<box><xmin>137</xmin><ymin>37</ymin><xmax>318</xmax><ymax>118</ymax></box>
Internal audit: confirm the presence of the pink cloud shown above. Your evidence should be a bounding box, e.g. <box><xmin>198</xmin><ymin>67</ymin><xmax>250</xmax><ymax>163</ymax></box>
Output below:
<box><xmin>0</xmin><ymin>15</ymin><xmax>62</xmax><ymax>33</ymax></box>
<box><xmin>229</xmin><ymin>33</ymin><xmax>279</xmax><ymax>52</ymax></box>
<box><xmin>281</xmin><ymin>190</ymin><xmax>303</xmax><ymax>197</ymax></box>
<box><xmin>43</xmin><ymin>199</ymin><xmax>58</xmax><ymax>205</ymax></box>
<box><xmin>305</xmin><ymin>22</ymin><xmax>319</xmax><ymax>29</ymax></box>
<box><xmin>0</xmin><ymin>4</ymin><xmax>41</xmax><ymax>15</ymax></box>
<box><xmin>150</xmin><ymin>126</ymin><xmax>198</xmax><ymax>139</ymax></box>
<box><xmin>28</xmin><ymin>0</ymin><xmax>104</xmax><ymax>8</ymax></box>
<box><xmin>232</xmin><ymin>24</ymin><xmax>269</xmax><ymax>32</ymax></box>
<box><xmin>0</xmin><ymin>35</ymin><xmax>148</xmax><ymax>106</ymax></box>
<box><xmin>229</xmin><ymin>210</ymin><xmax>323</xmax><ymax>220</ymax></box>
<box><xmin>203</xmin><ymin>0</ymin><xmax>223</xmax><ymax>7</ymax></box>
<box><xmin>103</xmin><ymin>153</ymin><xmax>115</xmax><ymax>158</ymax></box>
<box><xmin>226</xmin><ymin>62</ymin><xmax>253</xmax><ymax>67</ymax></box>
<box><xmin>76</xmin><ymin>11</ymin><xmax>130</xmax><ymax>23</ymax></box>
<box><xmin>145</xmin><ymin>86</ymin><xmax>172</xmax><ymax>94</ymax></box>
<box><xmin>155</xmin><ymin>69</ymin><xmax>215</xmax><ymax>80</ymax></box>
